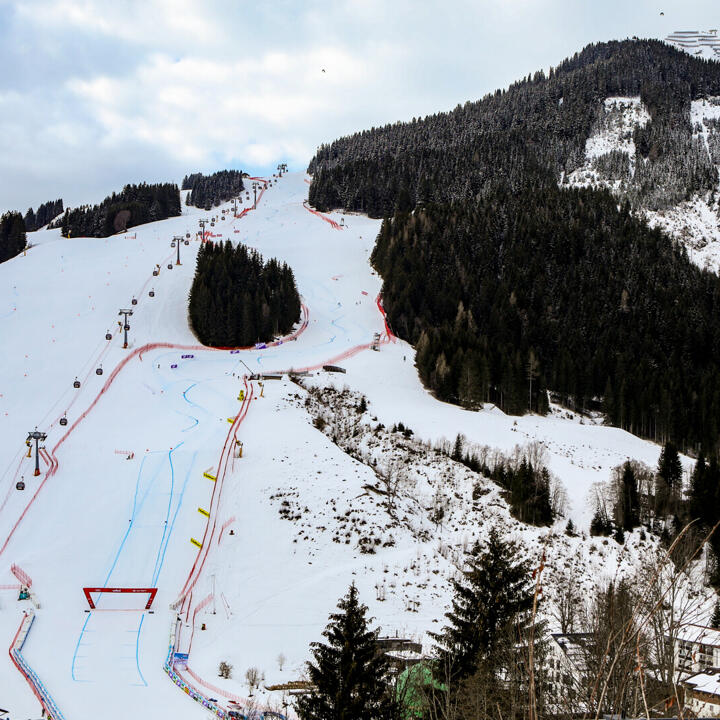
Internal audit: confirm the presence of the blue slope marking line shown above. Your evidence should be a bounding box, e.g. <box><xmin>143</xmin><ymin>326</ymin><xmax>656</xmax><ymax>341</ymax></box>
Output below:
<box><xmin>152</xmin><ymin>449</ymin><xmax>196</xmax><ymax>587</ymax></box>
<box><xmin>71</xmin><ymin>613</ymin><xmax>92</xmax><ymax>681</ymax></box>
<box><xmin>180</xmin><ymin>382</ymin><xmax>200</xmax><ymax>430</ymax></box>
<box><xmin>71</xmin><ymin>451</ymin><xmax>163</xmax><ymax>683</ymax></box>
<box><xmin>181</xmin><ymin>416</ymin><xmax>199</xmax><ymax>432</ymax></box>
<box><xmin>150</xmin><ymin>442</ymin><xmax>184</xmax><ymax>585</ymax></box>
<box><xmin>134</xmin><ymin>451</ymin><xmax>196</xmax><ymax>686</ymax></box>
<box><xmin>331</xmin><ymin>314</ymin><xmax>347</xmax><ymax>334</ymax></box>
<box><xmin>102</xmin><ymin>452</ymin><xmax>164</xmax><ymax>588</ymax></box>
<box><xmin>182</xmin><ymin>382</ymin><xmax>201</xmax><ymax>408</ymax></box>
<box><xmin>134</xmin><ymin>614</ymin><xmax>148</xmax><ymax>687</ymax></box>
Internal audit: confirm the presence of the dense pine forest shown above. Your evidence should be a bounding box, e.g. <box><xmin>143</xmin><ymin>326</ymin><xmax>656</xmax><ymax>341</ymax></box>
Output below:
<box><xmin>189</xmin><ymin>240</ymin><xmax>301</xmax><ymax>347</ymax></box>
<box><xmin>0</xmin><ymin>211</ymin><xmax>26</xmax><ymax>264</ymax></box>
<box><xmin>308</xmin><ymin>39</ymin><xmax>720</xmax><ymax>452</ymax></box>
<box><xmin>23</xmin><ymin>198</ymin><xmax>63</xmax><ymax>232</ymax></box>
<box><xmin>309</xmin><ymin>39</ymin><xmax>720</xmax><ymax>216</ymax></box>
<box><xmin>372</xmin><ymin>185</ymin><xmax>720</xmax><ymax>452</ymax></box>
<box><xmin>57</xmin><ymin>182</ymin><xmax>180</xmax><ymax>238</ymax></box>
<box><xmin>182</xmin><ymin>169</ymin><xmax>245</xmax><ymax>209</ymax></box>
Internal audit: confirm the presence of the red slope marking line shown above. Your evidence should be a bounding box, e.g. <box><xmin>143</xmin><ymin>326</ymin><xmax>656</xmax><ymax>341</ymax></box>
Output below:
<box><xmin>8</xmin><ymin>614</ymin><xmax>45</xmax><ymax>711</ymax></box>
<box><xmin>177</xmin><ymin>379</ymin><xmax>253</xmax><ymax>606</ymax></box>
<box><xmin>0</xmin><ymin>305</ymin><xmax>309</xmax><ymax>558</ymax></box>
<box><xmin>186</xmin><ymin>592</ymin><xmax>214</xmax><ymax>654</ymax></box>
<box><xmin>264</xmin><ymin>294</ymin><xmax>396</xmax><ymax>376</ymax></box>
<box><xmin>182</xmin><ymin>665</ymin><xmax>247</xmax><ymax>704</ymax></box>
<box><xmin>376</xmin><ymin>294</ymin><xmax>396</xmax><ymax>342</ymax></box>
<box><xmin>39</xmin><ymin>247</ymin><xmax>172</xmax><ymax>434</ymax></box>
<box><xmin>217</xmin><ymin>516</ymin><xmax>236</xmax><ymax>545</ymax></box>
<box><xmin>1</xmin><ymin>290</ymin><xmax>305</xmax><ymax>559</ymax></box>
<box><xmin>302</xmin><ymin>201</ymin><xmax>342</xmax><ymax>230</ymax></box>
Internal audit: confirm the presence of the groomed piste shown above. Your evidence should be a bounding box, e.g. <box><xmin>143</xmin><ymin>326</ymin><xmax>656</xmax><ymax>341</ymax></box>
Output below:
<box><xmin>0</xmin><ymin>171</ymin><xmax>677</xmax><ymax>720</ymax></box>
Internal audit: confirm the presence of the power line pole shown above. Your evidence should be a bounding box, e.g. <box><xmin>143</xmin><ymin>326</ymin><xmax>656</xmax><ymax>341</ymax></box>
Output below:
<box><xmin>26</xmin><ymin>429</ymin><xmax>47</xmax><ymax>477</ymax></box>
<box><xmin>118</xmin><ymin>308</ymin><xmax>134</xmax><ymax>349</ymax></box>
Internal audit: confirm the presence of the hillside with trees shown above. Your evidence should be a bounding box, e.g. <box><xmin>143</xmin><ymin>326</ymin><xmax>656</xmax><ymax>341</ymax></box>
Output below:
<box><xmin>371</xmin><ymin>184</ymin><xmax>720</xmax><ymax>452</ymax></box>
<box><xmin>308</xmin><ymin>39</ymin><xmax>720</xmax><ymax>216</ymax></box>
<box><xmin>23</xmin><ymin>199</ymin><xmax>63</xmax><ymax>232</ymax></box>
<box><xmin>189</xmin><ymin>240</ymin><xmax>301</xmax><ymax>347</ymax></box>
<box><xmin>182</xmin><ymin>169</ymin><xmax>245</xmax><ymax>209</ymax></box>
<box><xmin>0</xmin><ymin>212</ymin><xmax>26</xmax><ymax>263</ymax></box>
<box><xmin>308</xmin><ymin>39</ymin><xmax>720</xmax><ymax>453</ymax></box>
<box><xmin>57</xmin><ymin>182</ymin><xmax>180</xmax><ymax>238</ymax></box>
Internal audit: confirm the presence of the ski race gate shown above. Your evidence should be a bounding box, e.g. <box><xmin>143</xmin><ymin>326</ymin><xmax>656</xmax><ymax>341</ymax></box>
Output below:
<box><xmin>82</xmin><ymin>586</ymin><xmax>158</xmax><ymax>610</ymax></box>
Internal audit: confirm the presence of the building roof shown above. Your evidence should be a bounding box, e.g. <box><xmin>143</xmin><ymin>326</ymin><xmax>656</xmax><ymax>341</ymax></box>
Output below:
<box><xmin>684</xmin><ymin>668</ymin><xmax>720</xmax><ymax>698</ymax></box>
<box><xmin>675</xmin><ymin>624</ymin><xmax>720</xmax><ymax>648</ymax></box>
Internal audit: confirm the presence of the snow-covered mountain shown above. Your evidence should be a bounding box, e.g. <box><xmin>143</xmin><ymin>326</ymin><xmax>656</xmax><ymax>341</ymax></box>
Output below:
<box><xmin>565</xmin><ymin>92</ymin><xmax>720</xmax><ymax>271</ymax></box>
<box><xmin>0</xmin><ymin>173</ymin><xmax>713</xmax><ymax>719</ymax></box>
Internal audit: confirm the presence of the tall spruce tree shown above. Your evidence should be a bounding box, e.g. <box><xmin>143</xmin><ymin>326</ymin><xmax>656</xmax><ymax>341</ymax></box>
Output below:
<box><xmin>657</xmin><ymin>441</ymin><xmax>682</xmax><ymax>516</ymax></box>
<box><xmin>431</xmin><ymin>528</ymin><xmax>534</xmax><ymax>684</ymax></box>
<box><xmin>295</xmin><ymin>584</ymin><xmax>398</xmax><ymax>720</ymax></box>
<box><xmin>619</xmin><ymin>462</ymin><xmax>640</xmax><ymax>531</ymax></box>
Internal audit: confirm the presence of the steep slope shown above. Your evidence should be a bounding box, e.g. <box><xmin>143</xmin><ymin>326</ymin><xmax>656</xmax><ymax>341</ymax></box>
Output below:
<box><xmin>2</xmin><ymin>173</ymin><xmax>712</xmax><ymax>719</ymax></box>
<box><xmin>308</xmin><ymin>39</ymin><xmax>720</xmax><ymax>217</ymax></box>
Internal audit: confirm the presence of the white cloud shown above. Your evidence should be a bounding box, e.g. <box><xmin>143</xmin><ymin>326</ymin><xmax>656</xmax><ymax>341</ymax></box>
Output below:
<box><xmin>3</xmin><ymin>0</ymin><xmax>720</xmax><ymax>212</ymax></box>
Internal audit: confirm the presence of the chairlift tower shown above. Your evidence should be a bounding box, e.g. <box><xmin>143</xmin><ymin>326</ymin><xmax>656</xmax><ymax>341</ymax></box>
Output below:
<box><xmin>252</xmin><ymin>182</ymin><xmax>258</xmax><ymax>209</ymax></box>
<box><xmin>198</xmin><ymin>219</ymin><xmax>208</xmax><ymax>242</ymax></box>
<box><xmin>173</xmin><ymin>236</ymin><xmax>182</xmax><ymax>265</ymax></box>
<box><xmin>118</xmin><ymin>308</ymin><xmax>134</xmax><ymax>349</ymax></box>
<box><xmin>26</xmin><ymin>429</ymin><xmax>47</xmax><ymax>477</ymax></box>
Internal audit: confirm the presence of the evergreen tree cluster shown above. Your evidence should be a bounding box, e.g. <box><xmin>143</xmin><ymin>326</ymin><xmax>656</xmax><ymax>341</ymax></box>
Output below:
<box><xmin>23</xmin><ymin>199</ymin><xmax>63</xmax><ymax>232</ymax></box>
<box><xmin>181</xmin><ymin>172</ymin><xmax>202</xmax><ymax>190</ymax></box>
<box><xmin>182</xmin><ymin>169</ymin><xmax>245</xmax><ymax>209</ymax></box>
<box><xmin>372</xmin><ymin>185</ymin><xmax>720</xmax><ymax>452</ymax></box>
<box><xmin>189</xmin><ymin>240</ymin><xmax>301</xmax><ymax>347</ymax></box>
<box><xmin>58</xmin><ymin>182</ymin><xmax>181</xmax><ymax>238</ymax></box>
<box><xmin>451</xmin><ymin>436</ymin><xmax>555</xmax><ymax>526</ymax></box>
<box><xmin>0</xmin><ymin>212</ymin><xmax>26</xmax><ymax>263</ymax></box>
<box><xmin>308</xmin><ymin>40</ymin><xmax>720</xmax><ymax>216</ymax></box>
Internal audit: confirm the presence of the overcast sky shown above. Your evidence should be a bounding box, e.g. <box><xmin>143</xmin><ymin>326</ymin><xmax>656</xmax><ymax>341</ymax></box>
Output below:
<box><xmin>0</xmin><ymin>0</ymin><xmax>718</xmax><ymax>213</ymax></box>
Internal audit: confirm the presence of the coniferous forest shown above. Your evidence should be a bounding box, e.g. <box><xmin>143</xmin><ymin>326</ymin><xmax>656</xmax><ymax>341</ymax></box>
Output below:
<box><xmin>182</xmin><ymin>169</ymin><xmax>245</xmax><ymax>209</ymax></box>
<box><xmin>57</xmin><ymin>182</ymin><xmax>180</xmax><ymax>238</ymax></box>
<box><xmin>372</xmin><ymin>185</ymin><xmax>720</xmax><ymax>453</ymax></box>
<box><xmin>189</xmin><ymin>240</ymin><xmax>301</xmax><ymax>347</ymax></box>
<box><xmin>23</xmin><ymin>199</ymin><xmax>63</xmax><ymax>232</ymax></box>
<box><xmin>309</xmin><ymin>40</ymin><xmax>720</xmax><ymax>216</ymax></box>
<box><xmin>308</xmin><ymin>39</ymin><xmax>720</xmax><ymax>453</ymax></box>
<box><xmin>0</xmin><ymin>212</ymin><xmax>26</xmax><ymax>264</ymax></box>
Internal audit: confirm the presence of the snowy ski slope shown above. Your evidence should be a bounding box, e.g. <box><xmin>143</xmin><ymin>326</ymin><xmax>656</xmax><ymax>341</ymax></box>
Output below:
<box><xmin>0</xmin><ymin>173</ymin><xmax>688</xmax><ymax>718</ymax></box>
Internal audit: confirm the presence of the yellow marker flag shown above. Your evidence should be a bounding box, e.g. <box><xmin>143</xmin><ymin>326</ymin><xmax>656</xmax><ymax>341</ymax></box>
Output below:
<box><xmin>190</xmin><ymin>538</ymin><xmax>203</xmax><ymax>548</ymax></box>
<box><xmin>197</xmin><ymin>507</ymin><xmax>210</xmax><ymax>518</ymax></box>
